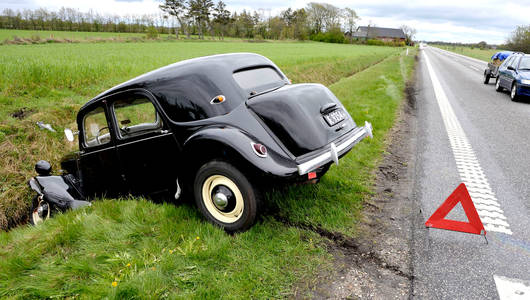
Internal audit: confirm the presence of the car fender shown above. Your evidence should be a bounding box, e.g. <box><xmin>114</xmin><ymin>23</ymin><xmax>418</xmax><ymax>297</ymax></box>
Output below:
<box><xmin>183</xmin><ymin>126</ymin><xmax>298</xmax><ymax>178</ymax></box>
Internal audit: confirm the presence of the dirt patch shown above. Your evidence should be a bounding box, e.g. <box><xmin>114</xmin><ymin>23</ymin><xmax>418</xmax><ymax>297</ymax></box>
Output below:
<box><xmin>10</xmin><ymin>107</ymin><xmax>35</xmax><ymax>120</ymax></box>
<box><xmin>304</xmin><ymin>70</ymin><xmax>420</xmax><ymax>299</ymax></box>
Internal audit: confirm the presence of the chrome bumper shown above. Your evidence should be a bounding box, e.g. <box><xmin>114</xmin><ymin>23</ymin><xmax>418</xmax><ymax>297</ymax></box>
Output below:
<box><xmin>296</xmin><ymin>121</ymin><xmax>373</xmax><ymax>175</ymax></box>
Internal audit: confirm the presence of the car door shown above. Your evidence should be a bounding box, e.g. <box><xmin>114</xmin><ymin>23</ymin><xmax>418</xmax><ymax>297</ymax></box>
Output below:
<box><xmin>78</xmin><ymin>103</ymin><xmax>127</xmax><ymax>198</ymax></box>
<box><xmin>505</xmin><ymin>56</ymin><xmax>520</xmax><ymax>87</ymax></box>
<box><xmin>109</xmin><ymin>90</ymin><xmax>180</xmax><ymax>197</ymax></box>
<box><xmin>499</xmin><ymin>56</ymin><xmax>513</xmax><ymax>88</ymax></box>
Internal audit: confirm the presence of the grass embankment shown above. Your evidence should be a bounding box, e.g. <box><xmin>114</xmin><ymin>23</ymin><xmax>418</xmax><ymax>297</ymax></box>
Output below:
<box><xmin>0</xmin><ymin>40</ymin><xmax>416</xmax><ymax>298</ymax></box>
<box><xmin>0</xmin><ymin>42</ymin><xmax>398</xmax><ymax>229</ymax></box>
<box><xmin>432</xmin><ymin>44</ymin><xmax>498</xmax><ymax>62</ymax></box>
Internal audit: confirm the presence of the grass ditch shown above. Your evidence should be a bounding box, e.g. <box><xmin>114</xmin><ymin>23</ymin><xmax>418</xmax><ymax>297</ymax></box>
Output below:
<box><xmin>0</xmin><ymin>41</ymin><xmax>416</xmax><ymax>298</ymax></box>
<box><xmin>0</xmin><ymin>41</ymin><xmax>399</xmax><ymax>229</ymax></box>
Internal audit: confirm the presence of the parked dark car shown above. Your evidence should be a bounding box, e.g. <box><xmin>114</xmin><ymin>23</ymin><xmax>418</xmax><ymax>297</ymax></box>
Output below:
<box><xmin>495</xmin><ymin>52</ymin><xmax>530</xmax><ymax>101</ymax></box>
<box><xmin>28</xmin><ymin>53</ymin><xmax>373</xmax><ymax>232</ymax></box>
<box><xmin>483</xmin><ymin>51</ymin><xmax>512</xmax><ymax>84</ymax></box>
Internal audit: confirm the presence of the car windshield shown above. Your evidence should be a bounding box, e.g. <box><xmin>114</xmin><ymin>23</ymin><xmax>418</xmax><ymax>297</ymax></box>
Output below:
<box><xmin>519</xmin><ymin>57</ymin><xmax>530</xmax><ymax>70</ymax></box>
<box><xmin>233</xmin><ymin>67</ymin><xmax>286</xmax><ymax>96</ymax></box>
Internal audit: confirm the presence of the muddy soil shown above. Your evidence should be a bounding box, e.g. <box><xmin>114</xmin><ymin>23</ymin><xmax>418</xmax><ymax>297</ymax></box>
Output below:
<box><xmin>305</xmin><ymin>80</ymin><xmax>420</xmax><ymax>299</ymax></box>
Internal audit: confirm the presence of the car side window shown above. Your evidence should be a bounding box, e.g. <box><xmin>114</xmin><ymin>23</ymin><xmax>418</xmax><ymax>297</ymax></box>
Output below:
<box><xmin>509</xmin><ymin>56</ymin><xmax>517</xmax><ymax>68</ymax></box>
<box><xmin>503</xmin><ymin>56</ymin><xmax>513</xmax><ymax>68</ymax></box>
<box><xmin>112</xmin><ymin>95</ymin><xmax>163</xmax><ymax>139</ymax></box>
<box><xmin>83</xmin><ymin>106</ymin><xmax>111</xmax><ymax>147</ymax></box>
<box><xmin>519</xmin><ymin>57</ymin><xmax>530</xmax><ymax>70</ymax></box>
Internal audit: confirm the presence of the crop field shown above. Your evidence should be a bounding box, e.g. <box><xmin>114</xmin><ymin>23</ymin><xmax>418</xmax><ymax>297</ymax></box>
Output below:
<box><xmin>0</xmin><ymin>29</ymin><xmax>170</xmax><ymax>41</ymax></box>
<box><xmin>432</xmin><ymin>44</ymin><xmax>499</xmax><ymax>61</ymax></box>
<box><xmin>0</xmin><ymin>40</ymin><xmax>416</xmax><ymax>298</ymax></box>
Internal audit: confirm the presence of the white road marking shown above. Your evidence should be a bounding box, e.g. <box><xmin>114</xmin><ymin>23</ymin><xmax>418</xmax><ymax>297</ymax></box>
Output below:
<box><xmin>469</xmin><ymin>65</ymin><xmax>479</xmax><ymax>71</ymax></box>
<box><xmin>423</xmin><ymin>52</ymin><xmax>512</xmax><ymax>235</ymax></box>
<box><xmin>430</xmin><ymin>46</ymin><xmax>487</xmax><ymax>65</ymax></box>
<box><xmin>494</xmin><ymin>275</ymin><xmax>530</xmax><ymax>300</ymax></box>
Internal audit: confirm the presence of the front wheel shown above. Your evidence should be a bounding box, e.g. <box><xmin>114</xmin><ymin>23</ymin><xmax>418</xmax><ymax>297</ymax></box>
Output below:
<box><xmin>483</xmin><ymin>72</ymin><xmax>490</xmax><ymax>84</ymax></box>
<box><xmin>510</xmin><ymin>83</ymin><xmax>520</xmax><ymax>102</ymax></box>
<box><xmin>495</xmin><ymin>78</ymin><xmax>503</xmax><ymax>92</ymax></box>
<box><xmin>194</xmin><ymin>161</ymin><xmax>260</xmax><ymax>232</ymax></box>
<box><xmin>29</xmin><ymin>195</ymin><xmax>51</xmax><ymax>225</ymax></box>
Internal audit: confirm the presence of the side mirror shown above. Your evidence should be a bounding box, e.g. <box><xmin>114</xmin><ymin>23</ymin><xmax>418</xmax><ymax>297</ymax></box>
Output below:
<box><xmin>64</xmin><ymin>128</ymin><xmax>78</xmax><ymax>142</ymax></box>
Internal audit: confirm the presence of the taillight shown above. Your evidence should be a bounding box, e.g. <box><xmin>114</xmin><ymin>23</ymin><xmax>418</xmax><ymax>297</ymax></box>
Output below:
<box><xmin>251</xmin><ymin>142</ymin><xmax>267</xmax><ymax>158</ymax></box>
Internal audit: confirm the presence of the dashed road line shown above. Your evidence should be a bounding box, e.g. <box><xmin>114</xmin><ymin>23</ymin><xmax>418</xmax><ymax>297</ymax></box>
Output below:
<box><xmin>423</xmin><ymin>51</ymin><xmax>512</xmax><ymax>235</ymax></box>
<box><xmin>494</xmin><ymin>275</ymin><xmax>530</xmax><ymax>299</ymax></box>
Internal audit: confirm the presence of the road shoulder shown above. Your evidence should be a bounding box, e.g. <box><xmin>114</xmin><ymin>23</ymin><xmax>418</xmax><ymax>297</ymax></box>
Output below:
<box><xmin>309</xmin><ymin>60</ymin><xmax>420</xmax><ymax>299</ymax></box>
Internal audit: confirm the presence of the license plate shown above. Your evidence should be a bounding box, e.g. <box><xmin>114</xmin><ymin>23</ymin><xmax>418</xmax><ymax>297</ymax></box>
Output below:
<box><xmin>323</xmin><ymin>109</ymin><xmax>345</xmax><ymax>126</ymax></box>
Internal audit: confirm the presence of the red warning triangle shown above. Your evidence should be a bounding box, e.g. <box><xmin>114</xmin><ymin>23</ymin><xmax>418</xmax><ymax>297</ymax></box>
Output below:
<box><xmin>425</xmin><ymin>183</ymin><xmax>486</xmax><ymax>235</ymax></box>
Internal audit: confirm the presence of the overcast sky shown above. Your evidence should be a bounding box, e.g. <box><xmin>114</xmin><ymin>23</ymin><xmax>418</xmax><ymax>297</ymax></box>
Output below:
<box><xmin>2</xmin><ymin>0</ymin><xmax>530</xmax><ymax>44</ymax></box>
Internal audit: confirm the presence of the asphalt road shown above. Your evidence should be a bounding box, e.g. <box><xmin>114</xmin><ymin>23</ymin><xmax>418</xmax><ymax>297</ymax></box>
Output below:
<box><xmin>411</xmin><ymin>46</ymin><xmax>530</xmax><ymax>299</ymax></box>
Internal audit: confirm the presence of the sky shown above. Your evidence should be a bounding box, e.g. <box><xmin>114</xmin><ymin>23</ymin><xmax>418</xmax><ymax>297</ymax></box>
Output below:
<box><xmin>2</xmin><ymin>0</ymin><xmax>530</xmax><ymax>44</ymax></box>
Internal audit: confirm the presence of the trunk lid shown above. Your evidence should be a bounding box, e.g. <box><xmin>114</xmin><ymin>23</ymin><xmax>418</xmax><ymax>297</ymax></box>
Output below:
<box><xmin>247</xmin><ymin>84</ymin><xmax>355</xmax><ymax>157</ymax></box>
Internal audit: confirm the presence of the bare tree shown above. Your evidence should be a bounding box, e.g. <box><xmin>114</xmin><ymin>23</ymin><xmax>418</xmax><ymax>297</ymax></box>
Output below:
<box><xmin>400</xmin><ymin>24</ymin><xmax>416</xmax><ymax>46</ymax></box>
<box><xmin>342</xmin><ymin>8</ymin><xmax>359</xmax><ymax>43</ymax></box>
<box><xmin>306</xmin><ymin>2</ymin><xmax>326</xmax><ymax>33</ymax></box>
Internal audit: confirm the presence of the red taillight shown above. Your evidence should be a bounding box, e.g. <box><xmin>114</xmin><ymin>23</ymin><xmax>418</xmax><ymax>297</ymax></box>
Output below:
<box><xmin>252</xmin><ymin>143</ymin><xmax>267</xmax><ymax>157</ymax></box>
<box><xmin>308</xmin><ymin>172</ymin><xmax>317</xmax><ymax>180</ymax></box>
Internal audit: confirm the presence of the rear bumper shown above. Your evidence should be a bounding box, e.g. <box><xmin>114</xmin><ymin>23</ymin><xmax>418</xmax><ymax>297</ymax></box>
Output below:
<box><xmin>296</xmin><ymin>121</ymin><xmax>373</xmax><ymax>175</ymax></box>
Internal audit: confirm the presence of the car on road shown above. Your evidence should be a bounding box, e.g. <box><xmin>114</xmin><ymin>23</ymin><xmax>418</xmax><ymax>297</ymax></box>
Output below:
<box><xmin>495</xmin><ymin>52</ymin><xmax>530</xmax><ymax>101</ymax></box>
<box><xmin>483</xmin><ymin>51</ymin><xmax>512</xmax><ymax>84</ymax></box>
<box><xmin>28</xmin><ymin>53</ymin><xmax>373</xmax><ymax>232</ymax></box>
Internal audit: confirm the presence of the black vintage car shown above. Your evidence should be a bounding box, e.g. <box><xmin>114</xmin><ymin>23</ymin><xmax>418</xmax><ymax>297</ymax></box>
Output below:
<box><xmin>28</xmin><ymin>53</ymin><xmax>373</xmax><ymax>232</ymax></box>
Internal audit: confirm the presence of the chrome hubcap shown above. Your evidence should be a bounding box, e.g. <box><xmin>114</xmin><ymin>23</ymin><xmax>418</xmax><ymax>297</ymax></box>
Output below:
<box><xmin>213</xmin><ymin>192</ymin><xmax>228</xmax><ymax>209</ymax></box>
<box><xmin>512</xmin><ymin>86</ymin><xmax>516</xmax><ymax>98</ymax></box>
<box><xmin>202</xmin><ymin>175</ymin><xmax>244</xmax><ymax>223</ymax></box>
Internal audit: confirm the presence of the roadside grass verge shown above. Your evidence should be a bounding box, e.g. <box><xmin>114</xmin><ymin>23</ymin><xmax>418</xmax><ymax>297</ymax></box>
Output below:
<box><xmin>0</xmin><ymin>41</ymin><xmax>399</xmax><ymax>229</ymax></box>
<box><xmin>0</xmin><ymin>45</ymin><xmax>417</xmax><ymax>298</ymax></box>
<box><xmin>269</xmin><ymin>50</ymin><xmax>417</xmax><ymax>235</ymax></box>
<box><xmin>432</xmin><ymin>44</ymin><xmax>498</xmax><ymax>62</ymax></box>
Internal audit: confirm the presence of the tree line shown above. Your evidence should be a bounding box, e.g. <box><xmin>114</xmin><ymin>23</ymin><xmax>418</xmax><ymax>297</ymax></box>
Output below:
<box><xmin>0</xmin><ymin>2</ymin><xmax>366</xmax><ymax>43</ymax></box>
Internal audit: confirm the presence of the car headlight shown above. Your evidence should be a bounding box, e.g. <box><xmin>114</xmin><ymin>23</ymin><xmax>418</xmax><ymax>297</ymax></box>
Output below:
<box><xmin>521</xmin><ymin>79</ymin><xmax>530</xmax><ymax>85</ymax></box>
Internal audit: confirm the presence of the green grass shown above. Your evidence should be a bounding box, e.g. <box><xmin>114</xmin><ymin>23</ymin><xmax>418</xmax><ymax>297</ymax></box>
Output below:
<box><xmin>0</xmin><ymin>29</ymin><xmax>171</xmax><ymax>41</ymax></box>
<box><xmin>0</xmin><ymin>41</ymin><xmax>400</xmax><ymax>229</ymax></box>
<box><xmin>432</xmin><ymin>44</ymin><xmax>498</xmax><ymax>61</ymax></box>
<box><xmin>0</xmin><ymin>40</ymin><xmax>417</xmax><ymax>298</ymax></box>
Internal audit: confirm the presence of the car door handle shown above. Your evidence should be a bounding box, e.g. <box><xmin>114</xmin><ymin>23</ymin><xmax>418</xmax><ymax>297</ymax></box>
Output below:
<box><xmin>160</xmin><ymin>129</ymin><xmax>169</xmax><ymax>134</ymax></box>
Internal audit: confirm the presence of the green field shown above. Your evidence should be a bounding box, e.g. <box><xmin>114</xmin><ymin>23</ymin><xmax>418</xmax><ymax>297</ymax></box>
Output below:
<box><xmin>432</xmin><ymin>44</ymin><xmax>498</xmax><ymax>61</ymax></box>
<box><xmin>0</xmin><ymin>40</ymin><xmax>416</xmax><ymax>298</ymax></box>
<box><xmin>0</xmin><ymin>29</ymin><xmax>169</xmax><ymax>41</ymax></box>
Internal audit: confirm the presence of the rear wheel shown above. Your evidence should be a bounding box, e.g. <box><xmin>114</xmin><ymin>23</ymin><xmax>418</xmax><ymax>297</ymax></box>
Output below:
<box><xmin>194</xmin><ymin>161</ymin><xmax>259</xmax><ymax>232</ymax></box>
<box><xmin>483</xmin><ymin>71</ymin><xmax>490</xmax><ymax>84</ymax></box>
<box><xmin>495</xmin><ymin>77</ymin><xmax>503</xmax><ymax>92</ymax></box>
<box><xmin>510</xmin><ymin>83</ymin><xmax>520</xmax><ymax>102</ymax></box>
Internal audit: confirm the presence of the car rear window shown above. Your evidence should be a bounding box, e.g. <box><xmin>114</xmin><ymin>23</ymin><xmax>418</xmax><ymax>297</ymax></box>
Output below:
<box><xmin>233</xmin><ymin>67</ymin><xmax>284</xmax><ymax>94</ymax></box>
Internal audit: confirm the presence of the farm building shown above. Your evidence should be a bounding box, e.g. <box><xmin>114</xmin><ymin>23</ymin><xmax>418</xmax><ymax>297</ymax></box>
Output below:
<box><xmin>351</xmin><ymin>26</ymin><xmax>406</xmax><ymax>42</ymax></box>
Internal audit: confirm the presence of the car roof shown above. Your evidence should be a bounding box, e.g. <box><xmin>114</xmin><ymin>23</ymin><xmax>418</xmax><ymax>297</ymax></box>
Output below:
<box><xmin>79</xmin><ymin>53</ymin><xmax>278</xmax><ymax>112</ymax></box>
